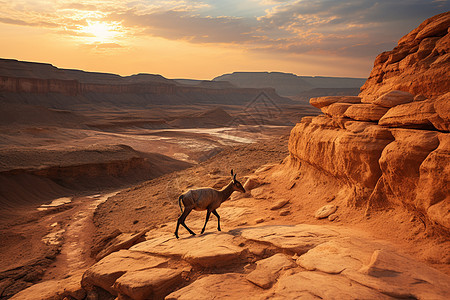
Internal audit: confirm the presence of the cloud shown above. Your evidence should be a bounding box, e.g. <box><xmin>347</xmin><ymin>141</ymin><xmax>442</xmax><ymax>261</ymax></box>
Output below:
<box><xmin>59</xmin><ymin>3</ymin><xmax>98</xmax><ymax>11</ymax></box>
<box><xmin>0</xmin><ymin>16</ymin><xmax>59</xmax><ymax>28</ymax></box>
<box><xmin>254</xmin><ymin>0</ymin><xmax>449</xmax><ymax>56</ymax></box>
<box><xmin>108</xmin><ymin>9</ymin><xmax>259</xmax><ymax>43</ymax></box>
<box><xmin>102</xmin><ymin>0</ymin><xmax>449</xmax><ymax>58</ymax></box>
<box><xmin>0</xmin><ymin>0</ymin><xmax>448</xmax><ymax>60</ymax></box>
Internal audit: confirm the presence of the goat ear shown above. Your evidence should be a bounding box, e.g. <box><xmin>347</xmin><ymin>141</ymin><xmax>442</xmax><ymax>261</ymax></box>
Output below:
<box><xmin>231</xmin><ymin>169</ymin><xmax>234</xmax><ymax>176</ymax></box>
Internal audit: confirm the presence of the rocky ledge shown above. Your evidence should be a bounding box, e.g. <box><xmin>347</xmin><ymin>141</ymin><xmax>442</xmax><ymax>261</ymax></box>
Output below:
<box><xmin>11</xmin><ymin>224</ymin><xmax>450</xmax><ymax>300</ymax></box>
<box><xmin>288</xmin><ymin>12</ymin><xmax>449</xmax><ymax>231</ymax></box>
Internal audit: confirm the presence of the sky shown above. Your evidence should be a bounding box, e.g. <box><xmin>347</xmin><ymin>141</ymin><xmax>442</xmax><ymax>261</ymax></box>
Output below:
<box><xmin>0</xmin><ymin>0</ymin><xmax>448</xmax><ymax>79</ymax></box>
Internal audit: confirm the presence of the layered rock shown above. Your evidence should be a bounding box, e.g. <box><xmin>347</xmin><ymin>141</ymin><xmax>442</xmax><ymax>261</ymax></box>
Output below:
<box><xmin>359</xmin><ymin>12</ymin><xmax>450</xmax><ymax>101</ymax></box>
<box><xmin>290</xmin><ymin>12</ymin><xmax>450</xmax><ymax>230</ymax></box>
<box><xmin>10</xmin><ymin>271</ymin><xmax>85</xmax><ymax>300</ymax></box>
<box><xmin>75</xmin><ymin>225</ymin><xmax>449</xmax><ymax>299</ymax></box>
<box><xmin>289</xmin><ymin>116</ymin><xmax>393</xmax><ymax>197</ymax></box>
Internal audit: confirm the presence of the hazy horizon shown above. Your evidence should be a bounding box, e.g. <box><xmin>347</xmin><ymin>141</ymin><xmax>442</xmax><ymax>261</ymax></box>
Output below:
<box><xmin>0</xmin><ymin>0</ymin><xmax>448</xmax><ymax>80</ymax></box>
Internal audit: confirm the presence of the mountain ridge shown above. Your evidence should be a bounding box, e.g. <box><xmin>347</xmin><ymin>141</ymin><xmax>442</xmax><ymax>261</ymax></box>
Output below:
<box><xmin>213</xmin><ymin>71</ymin><xmax>366</xmax><ymax>96</ymax></box>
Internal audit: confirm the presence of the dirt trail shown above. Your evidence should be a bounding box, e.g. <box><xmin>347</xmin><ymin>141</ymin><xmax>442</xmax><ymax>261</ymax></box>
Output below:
<box><xmin>42</xmin><ymin>192</ymin><xmax>120</xmax><ymax>281</ymax></box>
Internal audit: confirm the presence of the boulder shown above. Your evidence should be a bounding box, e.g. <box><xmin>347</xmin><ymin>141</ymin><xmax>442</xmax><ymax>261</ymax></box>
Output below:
<box><xmin>113</xmin><ymin>268</ymin><xmax>185</xmax><ymax>300</ymax></box>
<box><xmin>378</xmin><ymin>100</ymin><xmax>436</xmax><ymax>129</ymax></box>
<box><xmin>81</xmin><ymin>250</ymin><xmax>168</xmax><ymax>295</ymax></box>
<box><xmin>95</xmin><ymin>229</ymin><xmax>148</xmax><ymax>261</ymax></box>
<box><xmin>274</xmin><ymin>271</ymin><xmax>390</xmax><ymax>299</ymax></box>
<box><xmin>130</xmin><ymin>233</ymin><xmax>245</xmax><ymax>267</ymax></box>
<box><xmin>165</xmin><ymin>273</ymin><xmax>267</xmax><ymax>300</ymax></box>
<box><xmin>314</xmin><ymin>205</ymin><xmax>337</xmax><ymax>219</ymax></box>
<box><xmin>344</xmin><ymin>249</ymin><xmax>450</xmax><ymax>299</ymax></box>
<box><xmin>321</xmin><ymin>103</ymin><xmax>352</xmax><ymax>118</ymax></box>
<box><xmin>243</xmin><ymin>176</ymin><xmax>264</xmax><ymax>191</ymax></box>
<box><xmin>10</xmin><ymin>271</ymin><xmax>85</xmax><ymax>300</ymax></box>
<box><xmin>310</xmin><ymin>96</ymin><xmax>361</xmax><ymax>109</ymax></box>
<box><xmin>373</xmin><ymin>90</ymin><xmax>414</xmax><ymax>108</ymax></box>
<box><xmin>344</xmin><ymin>104</ymin><xmax>389</xmax><ymax>122</ymax></box>
<box><xmin>270</xmin><ymin>199</ymin><xmax>290</xmax><ymax>210</ymax></box>
<box><xmin>234</xmin><ymin>225</ymin><xmax>339</xmax><ymax>255</ymax></box>
<box><xmin>246</xmin><ymin>253</ymin><xmax>296</xmax><ymax>289</ymax></box>
<box><xmin>296</xmin><ymin>240</ymin><xmax>369</xmax><ymax>274</ymax></box>
<box><xmin>328</xmin><ymin>213</ymin><xmax>338</xmax><ymax>221</ymax></box>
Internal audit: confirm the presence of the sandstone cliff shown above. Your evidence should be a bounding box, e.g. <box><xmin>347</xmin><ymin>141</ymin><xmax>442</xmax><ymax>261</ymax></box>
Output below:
<box><xmin>288</xmin><ymin>12</ymin><xmax>449</xmax><ymax>231</ymax></box>
<box><xmin>359</xmin><ymin>12</ymin><xmax>450</xmax><ymax>101</ymax></box>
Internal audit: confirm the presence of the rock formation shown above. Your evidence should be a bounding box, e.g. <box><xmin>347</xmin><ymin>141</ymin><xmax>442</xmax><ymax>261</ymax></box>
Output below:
<box><xmin>288</xmin><ymin>12</ymin><xmax>449</xmax><ymax>231</ymax></box>
<box><xmin>14</xmin><ymin>225</ymin><xmax>450</xmax><ymax>299</ymax></box>
<box><xmin>359</xmin><ymin>12</ymin><xmax>450</xmax><ymax>101</ymax></box>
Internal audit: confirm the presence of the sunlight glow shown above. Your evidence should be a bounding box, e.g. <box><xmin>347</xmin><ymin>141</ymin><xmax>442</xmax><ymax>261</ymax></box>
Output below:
<box><xmin>82</xmin><ymin>21</ymin><xmax>119</xmax><ymax>42</ymax></box>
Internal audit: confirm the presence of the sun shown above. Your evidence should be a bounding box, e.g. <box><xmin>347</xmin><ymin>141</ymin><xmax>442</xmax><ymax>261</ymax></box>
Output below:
<box><xmin>82</xmin><ymin>21</ymin><xmax>118</xmax><ymax>42</ymax></box>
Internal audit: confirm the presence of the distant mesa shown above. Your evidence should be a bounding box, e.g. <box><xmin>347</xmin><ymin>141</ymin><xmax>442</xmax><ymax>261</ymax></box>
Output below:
<box><xmin>0</xmin><ymin>58</ymin><xmax>291</xmax><ymax>110</ymax></box>
<box><xmin>0</xmin><ymin>58</ymin><xmax>362</xmax><ymax>111</ymax></box>
<box><xmin>213</xmin><ymin>71</ymin><xmax>366</xmax><ymax>98</ymax></box>
<box><xmin>174</xmin><ymin>79</ymin><xmax>236</xmax><ymax>89</ymax></box>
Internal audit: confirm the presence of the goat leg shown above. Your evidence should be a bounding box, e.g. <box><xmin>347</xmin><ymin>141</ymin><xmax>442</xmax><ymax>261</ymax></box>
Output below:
<box><xmin>175</xmin><ymin>208</ymin><xmax>196</xmax><ymax>238</ymax></box>
<box><xmin>201</xmin><ymin>209</ymin><xmax>212</xmax><ymax>234</ymax></box>
<box><xmin>212</xmin><ymin>209</ymin><xmax>221</xmax><ymax>231</ymax></box>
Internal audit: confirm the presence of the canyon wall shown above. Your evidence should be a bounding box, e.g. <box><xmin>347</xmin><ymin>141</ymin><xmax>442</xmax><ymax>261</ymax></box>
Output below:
<box><xmin>287</xmin><ymin>12</ymin><xmax>449</xmax><ymax>231</ymax></box>
<box><xmin>0</xmin><ymin>145</ymin><xmax>192</xmax><ymax>211</ymax></box>
<box><xmin>0</xmin><ymin>59</ymin><xmax>289</xmax><ymax>109</ymax></box>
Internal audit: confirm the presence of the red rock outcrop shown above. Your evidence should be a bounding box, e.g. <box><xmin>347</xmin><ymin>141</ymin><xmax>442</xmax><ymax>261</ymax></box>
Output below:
<box><xmin>359</xmin><ymin>12</ymin><xmax>450</xmax><ymax>101</ymax></box>
<box><xmin>74</xmin><ymin>225</ymin><xmax>450</xmax><ymax>299</ymax></box>
<box><xmin>287</xmin><ymin>12</ymin><xmax>450</xmax><ymax>231</ymax></box>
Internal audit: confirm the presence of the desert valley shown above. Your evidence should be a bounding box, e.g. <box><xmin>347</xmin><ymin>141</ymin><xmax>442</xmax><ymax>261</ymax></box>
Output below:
<box><xmin>0</xmin><ymin>10</ymin><xmax>449</xmax><ymax>300</ymax></box>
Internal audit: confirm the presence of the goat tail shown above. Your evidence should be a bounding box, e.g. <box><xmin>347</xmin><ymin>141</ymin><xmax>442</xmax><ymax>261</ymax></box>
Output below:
<box><xmin>178</xmin><ymin>195</ymin><xmax>184</xmax><ymax>213</ymax></box>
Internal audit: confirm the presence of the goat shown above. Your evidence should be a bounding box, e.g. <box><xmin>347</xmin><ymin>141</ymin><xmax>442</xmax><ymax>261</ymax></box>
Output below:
<box><xmin>175</xmin><ymin>169</ymin><xmax>246</xmax><ymax>239</ymax></box>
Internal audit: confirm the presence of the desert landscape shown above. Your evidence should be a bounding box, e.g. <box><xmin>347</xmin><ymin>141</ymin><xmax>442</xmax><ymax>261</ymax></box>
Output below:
<box><xmin>0</xmin><ymin>5</ymin><xmax>449</xmax><ymax>300</ymax></box>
